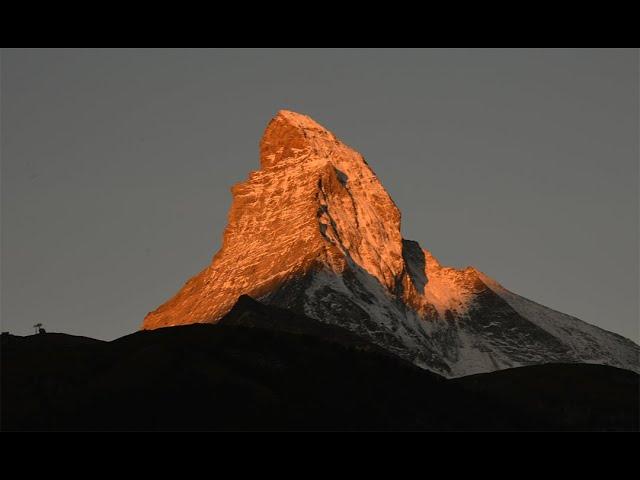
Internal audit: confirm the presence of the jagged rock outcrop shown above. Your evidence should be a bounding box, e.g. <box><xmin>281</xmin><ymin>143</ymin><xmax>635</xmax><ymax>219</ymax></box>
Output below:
<box><xmin>144</xmin><ymin>110</ymin><xmax>639</xmax><ymax>377</ymax></box>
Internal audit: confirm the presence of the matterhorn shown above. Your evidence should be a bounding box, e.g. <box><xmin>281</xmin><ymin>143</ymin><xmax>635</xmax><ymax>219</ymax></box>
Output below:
<box><xmin>144</xmin><ymin>110</ymin><xmax>639</xmax><ymax>377</ymax></box>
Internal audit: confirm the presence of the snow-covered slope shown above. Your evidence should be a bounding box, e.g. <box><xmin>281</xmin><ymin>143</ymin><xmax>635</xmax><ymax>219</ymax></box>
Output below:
<box><xmin>143</xmin><ymin>110</ymin><xmax>639</xmax><ymax>378</ymax></box>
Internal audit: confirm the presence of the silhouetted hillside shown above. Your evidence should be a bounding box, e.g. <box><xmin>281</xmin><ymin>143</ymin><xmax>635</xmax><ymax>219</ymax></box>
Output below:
<box><xmin>452</xmin><ymin>363</ymin><xmax>639</xmax><ymax>431</ymax></box>
<box><xmin>2</xmin><ymin>300</ymin><xmax>638</xmax><ymax>431</ymax></box>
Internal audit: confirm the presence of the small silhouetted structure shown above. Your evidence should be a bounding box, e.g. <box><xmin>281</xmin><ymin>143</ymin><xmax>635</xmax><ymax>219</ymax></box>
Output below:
<box><xmin>33</xmin><ymin>323</ymin><xmax>46</xmax><ymax>334</ymax></box>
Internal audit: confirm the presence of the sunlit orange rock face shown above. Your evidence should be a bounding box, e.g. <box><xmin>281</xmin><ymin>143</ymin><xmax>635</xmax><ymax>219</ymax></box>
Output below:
<box><xmin>144</xmin><ymin>110</ymin><xmax>639</xmax><ymax>377</ymax></box>
<box><xmin>144</xmin><ymin>110</ymin><xmax>411</xmax><ymax>329</ymax></box>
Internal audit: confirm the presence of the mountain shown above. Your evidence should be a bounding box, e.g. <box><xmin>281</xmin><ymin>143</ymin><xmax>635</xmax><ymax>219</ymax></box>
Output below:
<box><xmin>143</xmin><ymin>110</ymin><xmax>639</xmax><ymax>378</ymax></box>
<box><xmin>3</xmin><ymin>300</ymin><xmax>638</xmax><ymax>431</ymax></box>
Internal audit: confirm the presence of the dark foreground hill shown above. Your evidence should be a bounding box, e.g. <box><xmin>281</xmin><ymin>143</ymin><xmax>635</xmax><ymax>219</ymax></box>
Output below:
<box><xmin>2</xmin><ymin>299</ymin><xmax>638</xmax><ymax>431</ymax></box>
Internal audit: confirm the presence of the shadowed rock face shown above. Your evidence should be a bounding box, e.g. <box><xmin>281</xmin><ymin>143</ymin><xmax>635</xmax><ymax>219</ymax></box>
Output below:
<box><xmin>143</xmin><ymin>110</ymin><xmax>639</xmax><ymax>377</ymax></box>
<box><xmin>402</xmin><ymin>240</ymin><xmax>427</xmax><ymax>293</ymax></box>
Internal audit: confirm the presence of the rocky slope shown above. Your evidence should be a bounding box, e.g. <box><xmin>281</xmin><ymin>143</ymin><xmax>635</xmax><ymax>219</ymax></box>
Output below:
<box><xmin>143</xmin><ymin>110</ymin><xmax>639</xmax><ymax>377</ymax></box>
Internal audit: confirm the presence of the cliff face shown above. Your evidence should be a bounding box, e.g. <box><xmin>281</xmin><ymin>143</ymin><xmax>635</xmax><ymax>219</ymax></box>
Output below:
<box><xmin>143</xmin><ymin>110</ymin><xmax>639</xmax><ymax>377</ymax></box>
<box><xmin>144</xmin><ymin>110</ymin><xmax>411</xmax><ymax>329</ymax></box>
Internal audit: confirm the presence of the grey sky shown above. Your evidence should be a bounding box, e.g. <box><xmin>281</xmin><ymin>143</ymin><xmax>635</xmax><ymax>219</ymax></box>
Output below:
<box><xmin>1</xmin><ymin>48</ymin><xmax>638</xmax><ymax>342</ymax></box>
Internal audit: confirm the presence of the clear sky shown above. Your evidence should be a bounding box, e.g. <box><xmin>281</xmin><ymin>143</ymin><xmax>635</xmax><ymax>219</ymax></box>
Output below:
<box><xmin>1</xmin><ymin>48</ymin><xmax>638</xmax><ymax>342</ymax></box>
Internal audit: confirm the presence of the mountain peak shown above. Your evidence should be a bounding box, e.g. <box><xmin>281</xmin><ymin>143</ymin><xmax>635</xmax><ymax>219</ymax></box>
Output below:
<box><xmin>260</xmin><ymin>110</ymin><xmax>337</xmax><ymax>169</ymax></box>
<box><xmin>274</xmin><ymin>109</ymin><xmax>328</xmax><ymax>131</ymax></box>
<box><xmin>146</xmin><ymin>109</ymin><xmax>405</xmax><ymax>330</ymax></box>
<box><xmin>144</xmin><ymin>110</ymin><xmax>639</xmax><ymax>378</ymax></box>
